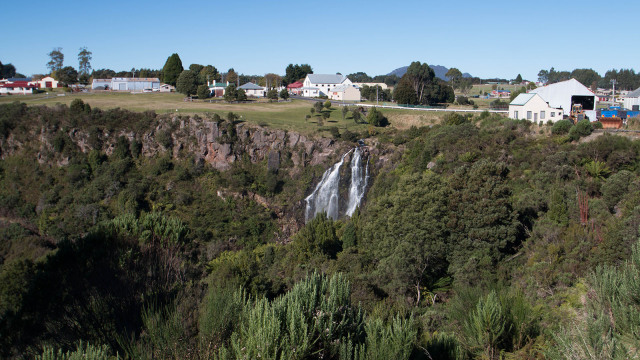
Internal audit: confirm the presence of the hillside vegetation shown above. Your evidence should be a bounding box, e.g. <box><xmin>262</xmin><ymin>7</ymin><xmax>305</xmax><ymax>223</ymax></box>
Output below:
<box><xmin>2</xmin><ymin>101</ymin><xmax>640</xmax><ymax>359</ymax></box>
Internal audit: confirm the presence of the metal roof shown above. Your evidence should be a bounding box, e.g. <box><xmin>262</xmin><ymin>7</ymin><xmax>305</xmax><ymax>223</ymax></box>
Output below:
<box><xmin>307</xmin><ymin>74</ymin><xmax>347</xmax><ymax>84</ymax></box>
<box><xmin>238</xmin><ymin>82</ymin><xmax>264</xmax><ymax>90</ymax></box>
<box><xmin>627</xmin><ymin>87</ymin><xmax>640</xmax><ymax>98</ymax></box>
<box><xmin>510</xmin><ymin>93</ymin><xmax>535</xmax><ymax>106</ymax></box>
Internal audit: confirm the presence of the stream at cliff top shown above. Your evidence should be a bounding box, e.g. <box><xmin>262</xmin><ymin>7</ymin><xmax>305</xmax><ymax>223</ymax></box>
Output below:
<box><xmin>304</xmin><ymin>146</ymin><xmax>369</xmax><ymax>223</ymax></box>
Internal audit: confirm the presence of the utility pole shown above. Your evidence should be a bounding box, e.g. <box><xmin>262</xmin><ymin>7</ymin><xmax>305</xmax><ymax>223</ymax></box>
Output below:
<box><xmin>611</xmin><ymin>79</ymin><xmax>617</xmax><ymax>104</ymax></box>
<box><xmin>376</xmin><ymin>85</ymin><xmax>379</xmax><ymax>106</ymax></box>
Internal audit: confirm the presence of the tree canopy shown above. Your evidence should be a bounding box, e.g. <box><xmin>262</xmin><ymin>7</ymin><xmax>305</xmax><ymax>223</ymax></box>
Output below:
<box><xmin>283</xmin><ymin>63</ymin><xmax>313</xmax><ymax>85</ymax></box>
<box><xmin>161</xmin><ymin>53</ymin><xmax>184</xmax><ymax>86</ymax></box>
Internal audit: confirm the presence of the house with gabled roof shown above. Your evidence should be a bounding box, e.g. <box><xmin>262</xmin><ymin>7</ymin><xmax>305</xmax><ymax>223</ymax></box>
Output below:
<box><xmin>238</xmin><ymin>82</ymin><xmax>265</xmax><ymax>97</ymax></box>
<box><xmin>208</xmin><ymin>81</ymin><xmax>230</xmax><ymax>97</ymax></box>
<box><xmin>509</xmin><ymin>93</ymin><xmax>564</xmax><ymax>123</ymax></box>
<box><xmin>302</xmin><ymin>74</ymin><xmax>352</xmax><ymax>97</ymax></box>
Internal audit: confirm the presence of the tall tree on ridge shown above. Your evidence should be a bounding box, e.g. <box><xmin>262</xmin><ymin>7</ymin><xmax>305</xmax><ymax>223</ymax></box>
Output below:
<box><xmin>161</xmin><ymin>53</ymin><xmax>183</xmax><ymax>86</ymax></box>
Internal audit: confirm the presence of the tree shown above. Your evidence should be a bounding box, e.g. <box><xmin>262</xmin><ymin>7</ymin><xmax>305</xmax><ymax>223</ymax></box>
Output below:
<box><xmin>405</xmin><ymin>61</ymin><xmax>435</xmax><ymax>101</ymax></box>
<box><xmin>264</xmin><ymin>73</ymin><xmax>281</xmax><ymax>89</ymax></box>
<box><xmin>324</xmin><ymin>100</ymin><xmax>331</xmax><ymax>109</ymax></box>
<box><xmin>514</xmin><ymin>74</ymin><xmax>523</xmax><ymax>83</ymax></box>
<box><xmin>313</xmin><ymin>101</ymin><xmax>324</xmax><ymax>113</ymax></box>
<box><xmin>393</xmin><ymin>77</ymin><xmax>417</xmax><ymax>105</ymax></box>
<box><xmin>341</xmin><ymin>106</ymin><xmax>348</xmax><ymax>120</ymax></box>
<box><xmin>352</xmin><ymin>108</ymin><xmax>362</xmax><ymax>124</ymax></box>
<box><xmin>0</xmin><ymin>62</ymin><xmax>17</xmax><ymax>78</ymax></box>
<box><xmin>362</xmin><ymin>172</ymin><xmax>451</xmax><ymax>304</ymax></box>
<box><xmin>92</xmin><ymin>68</ymin><xmax>116</xmax><ymax>79</ymax></box>
<box><xmin>47</xmin><ymin>47</ymin><xmax>64</xmax><ymax>74</ymax></box>
<box><xmin>225</xmin><ymin>68</ymin><xmax>238</xmax><ymax>84</ymax></box>
<box><xmin>198</xmin><ymin>65</ymin><xmax>220</xmax><ymax>85</ymax></box>
<box><xmin>459</xmin><ymin>79</ymin><xmax>472</xmax><ymax>95</ymax></box>
<box><xmin>236</xmin><ymin>89</ymin><xmax>247</xmax><ymax>101</ymax></box>
<box><xmin>161</xmin><ymin>53</ymin><xmax>183</xmax><ymax>86</ymax></box>
<box><xmin>283</xmin><ymin>63</ymin><xmax>313</xmax><ymax>85</ymax></box>
<box><xmin>347</xmin><ymin>72</ymin><xmax>372</xmax><ymax>82</ymax></box>
<box><xmin>55</xmin><ymin>66</ymin><xmax>78</xmax><ymax>85</ymax></box>
<box><xmin>77</xmin><ymin>47</ymin><xmax>92</xmax><ymax>76</ymax></box>
<box><xmin>224</xmin><ymin>83</ymin><xmax>238</xmax><ymax>102</ymax></box>
<box><xmin>537</xmin><ymin>69</ymin><xmax>549</xmax><ymax>84</ymax></box>
<box><xmin>197</xmin><ymin>84</ymin><xmax>210</xmax><ymax>100</ymax></box>
<box><xmin>176</xmin><ymin>70</ymin><xmax>197</xmax><ymax>96</ymax></box>
<box><xmin>445</xmin><ymin>67</ymin><xmax>463</xmax><ymax>89</ymax></box>
<box><xmin>571</xmin><ymin>68</ymin><xmax>601</xmax><ymax>89</ymax></box>
<box><xmin>279</xmin><ymin>89</ymin><xmax>289</xmax><ymax>100</ymax></box>
<box><xmin>267</xmin><ymin>89</ymin><xmax>278</xmax><ymax>100</ymax></box>
<box><xmin>447</xmin><ymin>160</ymin><xmax>519</xmax><ymax>286</ymax></box>
<box><xmin>366</xmin><ymin>107</ymin><xmax>388</xmax><ymax>127</ymax></box>
<box><xmin>189</xmin><ymin>64</ymin><xmax>204</xmax><ymax>77</ymax></box>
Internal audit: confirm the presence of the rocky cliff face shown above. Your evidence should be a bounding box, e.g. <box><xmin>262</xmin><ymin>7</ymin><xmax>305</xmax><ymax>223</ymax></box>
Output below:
<box><xmin>2</xmin><ymin>113</ymin><xmax>396</xmax><ymax>241</ymax></box>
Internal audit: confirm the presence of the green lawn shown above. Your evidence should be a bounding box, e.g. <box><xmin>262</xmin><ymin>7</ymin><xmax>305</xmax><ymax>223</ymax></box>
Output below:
<box><xmin>0</xmin><ymin>91</ymin><xmax>454</xmax><ymax>134</ymax></box>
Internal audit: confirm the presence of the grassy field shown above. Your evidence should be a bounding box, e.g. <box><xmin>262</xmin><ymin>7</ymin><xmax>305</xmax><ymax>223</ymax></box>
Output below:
<box><xmin>0</xmin><ymin>91</ymin><xmax>450</xmax><ymax>134</ymax></box>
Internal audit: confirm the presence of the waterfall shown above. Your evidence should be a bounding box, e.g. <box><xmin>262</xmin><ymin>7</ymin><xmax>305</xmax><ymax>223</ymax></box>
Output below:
<box><xmin>305</xmin><ymin>151</ymin><xmax>350</xmax><ymax>222</ymax></box>
<box><xmin>345</xmin><ymin>147</ymin><xmax>369</xmax><ymax>216</ymax></box>
<box><xmin>305</xmin><ymin>146</ymin><xmax>370</xmax><ymax>223</ymax></box>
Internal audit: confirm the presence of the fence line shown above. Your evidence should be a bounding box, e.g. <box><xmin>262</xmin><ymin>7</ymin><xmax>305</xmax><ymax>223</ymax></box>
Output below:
<box><xmin>338</xmin><ymin>102</ymin><xmax>508</xmax><ymax>114</ymax></box>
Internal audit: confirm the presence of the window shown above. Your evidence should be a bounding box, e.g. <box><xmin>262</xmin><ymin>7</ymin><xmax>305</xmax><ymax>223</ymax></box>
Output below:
<box><xmin>551</xmin><ymin>112</ymin><xmax>555</xmax><ymax>117</ymax></box>
<box><xmin>514</xmin><ymin>111</ymin><xmax>519</xmax><ymax>118</ymax></box>
<box><xmin>534</xmin><ymin>113</ymin><xmax>538</xmax><ymax>121</ymax></box>
<box><xmin>526</xmin><ymin>111</ymin><xmax>532</xmax><ymax>120</ymax></box>
<box><xmin>541</xmin><ymin>111</ymin><xmax>545</xmax><ymax>119</ymax></box>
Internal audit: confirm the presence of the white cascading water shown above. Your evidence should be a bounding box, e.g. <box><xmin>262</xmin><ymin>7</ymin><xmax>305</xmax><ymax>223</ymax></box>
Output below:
<box><xmin>304</xmin><ymin>151</ymin><xmax>350</xmax><ymax>222</ymax></box>
<box><xmin>345</xmin><ymin>147</ymin><xmax>369</xmax><ymax>216</ymax></box>
<box><xmin>305</xmin><ymin>146</ymin><xmax>369</xmax><ymax>223</ymax></box>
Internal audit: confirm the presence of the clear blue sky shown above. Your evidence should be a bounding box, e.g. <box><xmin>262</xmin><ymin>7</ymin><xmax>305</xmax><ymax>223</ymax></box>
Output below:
<box><xmin>3</xmin><ymin>0</ymin><xmax>638</xmax><ymax>81</ymax></box>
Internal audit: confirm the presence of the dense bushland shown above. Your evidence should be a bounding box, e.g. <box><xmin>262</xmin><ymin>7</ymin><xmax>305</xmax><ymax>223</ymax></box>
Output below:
<box><xmin>2</xmin><ymin>101</ymin><xmax>640</xmax><ymax>359</ymax></box>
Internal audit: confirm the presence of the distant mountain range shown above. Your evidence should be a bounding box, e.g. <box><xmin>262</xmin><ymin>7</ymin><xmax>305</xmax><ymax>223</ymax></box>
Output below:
<box><xmin>388</xmin><ymin>65</ymin><xmax>472</xmax><ymax>81</ymax></box>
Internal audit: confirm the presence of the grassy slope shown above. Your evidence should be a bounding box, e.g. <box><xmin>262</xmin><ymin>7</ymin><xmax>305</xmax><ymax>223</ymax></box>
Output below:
<box><xmin>0</xmin><ymin>92</ymin><xmax>451</xmax><ymax>133</ymax></box>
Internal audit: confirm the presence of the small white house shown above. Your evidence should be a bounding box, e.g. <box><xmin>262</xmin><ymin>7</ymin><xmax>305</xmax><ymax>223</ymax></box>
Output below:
<box><xmin>623</xmin><ymin>87</ymin><xmax>640</xmax><ymax>110</ymax></box>
<box><xmin>238</xmin><ymin>82</ymin><xmax>265</xmax><ymax>97</ymax></box>
<box><xmin>509</xmin><ymin>93</ymin><xmax>564</xmax><ymax>123</ymax></box>
<box><xmin>35</xmin><ymin>76</ymin><xmax>59</xmax><ymax>89</ymax></box>
<box><xmin>328</xmin><ymin>85</ymin><xmax>361</xmax><ymax>101</ymax></box>
<box><xmin>302</xmin><ymin>74</ymin><xmax>352</xmax><ymax>97</ymax></box>
<box><xmin>529</xmin><ymin>78</ymin><xmax>597</xmax><ymax>120</ymax></box>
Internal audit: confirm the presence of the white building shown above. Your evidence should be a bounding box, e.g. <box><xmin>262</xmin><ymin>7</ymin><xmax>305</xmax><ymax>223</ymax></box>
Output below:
<box><xmin>509</xmin><ymin>93</ymin><xmax>564</xmax><ymax>123</ymax></box>
<box><xmin>623</xmin><ymin>87</ymin><xmax>640</xmax><ymax>111</ymax></box>
<box><xmin>529</xmin><ymin>78</ymin><xmax>597</xmax><ymax>120</ymax></box>
<box><xmin>238</xmin><ymin>82</ymin><xmax>265</xmax><ymax>97</ymax></box>
<box><xmin>328</xmin><ymin>84</ymin><xmax>361</xmax><ymax>101</ymax></box>
<box><xmin>91</xmin><ymin>78</ymin><xmax>160</xmax><ymax>91</ymax></box>
<box><xmin>302</xmin><ymin>74</ymin><xmax>352</xmax><ymax>97</ymax></box>
<box><xmin>0</xmin><ymin>81</ymin><xmax>35</xmax><ymax>95</ymax></box>
<box><xmin>35</xmin><ymin>76</ymin><xmax>59</xmax><ymax>89</ymax></box>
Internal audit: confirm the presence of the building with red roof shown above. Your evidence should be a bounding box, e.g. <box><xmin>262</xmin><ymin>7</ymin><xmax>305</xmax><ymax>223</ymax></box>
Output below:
<box><xmin>286</xmin><ymin>81</ymin><xmax>303</xmax><ymax>95</ymax></box>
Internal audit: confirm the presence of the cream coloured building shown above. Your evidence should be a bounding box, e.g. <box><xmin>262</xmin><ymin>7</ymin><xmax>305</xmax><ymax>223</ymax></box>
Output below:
<box><xmin>509</xmin><ymin>93</ymin><xmax>564</xmax><ymax>123</ymax></box>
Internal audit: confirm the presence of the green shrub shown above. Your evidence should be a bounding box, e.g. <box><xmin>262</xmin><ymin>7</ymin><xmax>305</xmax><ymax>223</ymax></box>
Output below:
<box><xmin>551</xmin><ymin>119</ymin><xmax>572</xmax><ymax>135</ymax></box>
<box><xmin>568</xmin><ymin>119</ymin><xmax>593</xmax><ymax>141</ymax></box>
